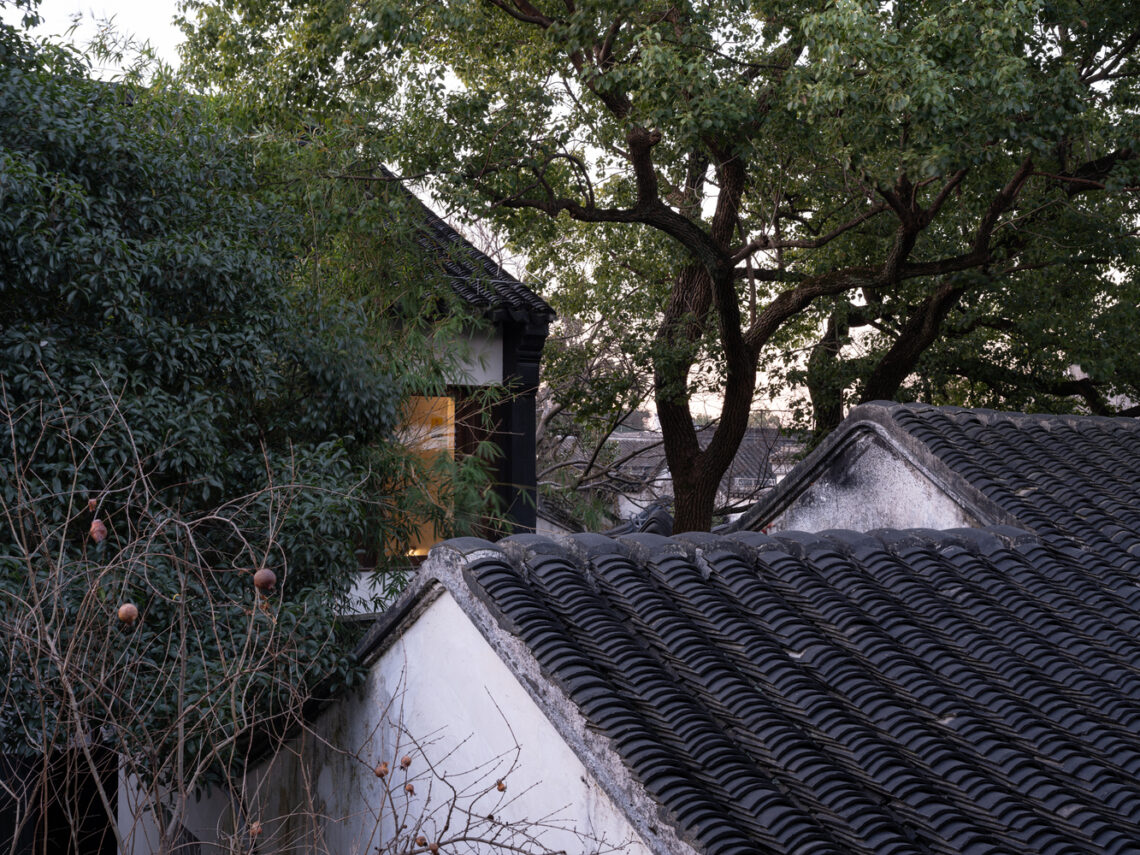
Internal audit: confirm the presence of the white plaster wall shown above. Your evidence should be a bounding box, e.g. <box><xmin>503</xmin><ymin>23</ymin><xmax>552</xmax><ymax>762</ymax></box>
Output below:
<box><xmin>438</xmin><ymin>328</ymin><xmax>503</xmax><ymax>386</ymax></box>
<box><xmin>247</xmin><ymin>592</ymin><xmax>651</xmax><ymax>855</ymax></box>
<box><xmin>117</xmin><ymin>771</ymin><xmax>160</xmax><ymax>855</ymax></box>
<box><xmin>344</xmin><ymin>570</ymin><xmax>401</xmax><ymax>617</ymax></box>
<box><xmin>615</xmin><ymin>476</ymin><xmax>673</xmax><ymax>522</ymax></box>
<box><xmin>536</xmin><ymin>515</ymin><xmax>574</xmax><ymax>537</ymax></box>
<box><xmin>117</xmin><ymin>770</ymin><xmax>238</xmax><ymax>855</ymax></box>
<box><xmin>769</xmin><ymin>441</ymin><xmax>977</xmax><ymax>533</ymax></box>
<box><xmin>615</xmin><ymin>494</ymin><xmax>641</xmax><ymax>521</ymax></box>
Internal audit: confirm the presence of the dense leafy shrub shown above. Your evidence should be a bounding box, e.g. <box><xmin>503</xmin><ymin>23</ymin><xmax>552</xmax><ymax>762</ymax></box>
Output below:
<box><xmin>0</xmin><ymin>14</ymin><xmax>400</xmax><ymax>795</ymax></box>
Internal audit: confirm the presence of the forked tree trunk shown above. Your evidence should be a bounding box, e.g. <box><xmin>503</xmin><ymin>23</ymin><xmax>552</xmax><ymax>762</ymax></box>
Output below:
<box><xmin>807</xmin><ymin>311</ymin><xmax>848</xmax><ymax>435</ymax></box>
<box><xmin>671</xmin><ymin>462</ymin><xmax>723</xmax><ymax>533</ymax></box>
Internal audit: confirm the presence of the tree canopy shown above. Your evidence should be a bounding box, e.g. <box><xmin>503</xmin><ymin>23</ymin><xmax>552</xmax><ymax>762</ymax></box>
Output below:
<box><xmin>0</xmin><ymin>8</ymin><xmax>414</xmax><ymax>813</ymax></box>
<box><xmin>0</xmin><ymin>7</ymin><xmax>542</xmax><ymax>850</ymax></box>
<box><xmin>179</xmin><ymin>0</ymin><xmax>1140</xmax><ymax>531</ymax></box>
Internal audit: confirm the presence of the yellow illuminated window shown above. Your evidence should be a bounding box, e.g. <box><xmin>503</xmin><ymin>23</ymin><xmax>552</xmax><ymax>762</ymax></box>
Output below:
<box><xmin>401</xmin><ymin>396</ymin><xmax>455</xmax><ymax>556</ymax></box>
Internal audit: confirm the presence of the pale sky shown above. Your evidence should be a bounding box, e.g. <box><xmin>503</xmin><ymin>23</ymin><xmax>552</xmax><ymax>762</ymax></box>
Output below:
<box><xmin>7</xmin><ymin>0</ymin><xmax>184</xmax><ymax>71</ymax></box>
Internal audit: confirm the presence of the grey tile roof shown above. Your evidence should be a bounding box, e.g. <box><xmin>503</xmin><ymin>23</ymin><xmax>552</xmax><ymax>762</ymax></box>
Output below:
<box><xmin>374</xmin><ymin>406</ymin><xmax>1140</xmax><ymax>853</ymax></box>
<box><xmin>883</xmin><ymin>403</ymin><xmax>1140</xmax><ymax>559</ymax></box>
<box><xmin>611</xmin><ymin>426</ymin><xmax>804</xmax><ymax>504</ymax></box>
<box><xmin>735</xmin><ymin>402</ymin><xmax>1140</xmax><ymax>571</ymax></box>
<box><xmin>717</xmin><ymin>427</ymin><xmax>795</xmax><ymax>490</ymax></box>
<box><xmin>603</xmin><ymin>503</ymin><xmax>674</xmax><ymax>536</ymax></box>
<box><xmin>417</xmin><ymin>527</ymin><xmax>1140</xmax><ymax>855</ymax></box>
<box><xmin>415</xmin><ymin>207</ymin><xmax>555</xmax><ymax>325</ymax></box>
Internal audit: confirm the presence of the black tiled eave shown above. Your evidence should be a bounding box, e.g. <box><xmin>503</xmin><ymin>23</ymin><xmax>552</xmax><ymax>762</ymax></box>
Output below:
<box><xmin>885</xmin><ymin>405</ymin><xmax>1140</xmax><ymax>575</ymax></box>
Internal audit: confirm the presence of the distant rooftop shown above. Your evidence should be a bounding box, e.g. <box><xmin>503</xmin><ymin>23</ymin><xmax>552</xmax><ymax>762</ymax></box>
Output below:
<box><xmin>735</xmin><ymin>401</ymin><xmax>1140</xmax><ymax>573</ymax></box>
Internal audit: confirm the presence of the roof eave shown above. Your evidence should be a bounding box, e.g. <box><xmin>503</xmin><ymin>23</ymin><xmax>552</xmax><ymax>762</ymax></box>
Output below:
<box><xmin>358</xmin><ymin>537</ymin><xmax>704</xmax><ymax>855</ymax></box>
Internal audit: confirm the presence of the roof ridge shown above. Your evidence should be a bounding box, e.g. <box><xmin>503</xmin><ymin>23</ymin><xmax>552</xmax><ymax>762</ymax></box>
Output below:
<box><xmin>398</xmin><ymin>521</ymin><xmax>1140</xmax><ymax>854</ymax></box>
<box><xmin>855</xmin><ymin>400</ymin><xmax>1140</xmax><ymax>429</ymax></box>
<box><xmin>420</xmin><ymin>526</ymin><xmax>1044</xmax><ymax>572</ymax></box>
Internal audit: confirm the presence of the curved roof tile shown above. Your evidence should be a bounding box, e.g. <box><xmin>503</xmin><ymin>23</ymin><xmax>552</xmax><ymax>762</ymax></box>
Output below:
<box><xmin>383</xmin><ymin>526</ymin><xmax>1140</xmax><ymax>854</ymax></box>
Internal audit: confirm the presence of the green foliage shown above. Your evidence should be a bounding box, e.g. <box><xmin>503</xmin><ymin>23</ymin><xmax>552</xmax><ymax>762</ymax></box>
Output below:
<box><xmin>235</xmin><ymin>107</ymin><xmax>512</xmax><ymax>557</ymax></box>
<box><xmin>178</xmin><ymin>0</ymin><xmax>1140</xmax><ymax>529</ymax></box>
<box><xmin>0</xmin><ymin>13</ymin><xmax>405</xmax><ymax>788</ymax></box>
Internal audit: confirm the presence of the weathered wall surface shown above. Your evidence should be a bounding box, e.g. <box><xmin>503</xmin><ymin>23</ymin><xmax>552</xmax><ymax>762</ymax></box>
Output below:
<box><xmin>117</xmin><ymin>769</ymin><xmax>238</xmax><ymax>855</ymax></box>
<box><xmin>536</xmin><ymin>515</ymin><xmax>575</xmax><ymax>537</ymax></box>
<box><xmin>442</xmin><ymin>328</ymin><xmax>504</xmax><ymax>387</ymax></box>
<box><xmin>249</xmin><ymin>592</ymin><xmax>651</xmax><ymax>855</ymax></box>
<box><xmin>767</xmin><ymin>435</ymin><xmax>980</xmax><ymax>533</ymax></box>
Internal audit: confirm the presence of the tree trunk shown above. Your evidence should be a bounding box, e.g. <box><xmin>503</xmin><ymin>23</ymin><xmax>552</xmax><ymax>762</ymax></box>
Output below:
<box><xmin>860</xmin><ymin>279</ymin><xmax>967</xmax><ymax>403</ymax></box>
<box><xmin>670</xmin><ymin>458</ymin><xmax>723</xmax><ymax>533</ymax></box>
<box><xmin>654</xmin><ymin>261</ymin><xmax>756</xmax><ymax>532</ymax></box>
<box><xmin>806</xmin><ymin>311</ymin><xmax>848</xmax><ymax>434</ymax></box>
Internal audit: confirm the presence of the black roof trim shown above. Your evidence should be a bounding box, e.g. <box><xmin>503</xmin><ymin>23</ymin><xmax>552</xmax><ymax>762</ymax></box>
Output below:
<box><xmin>382</xmin><ymin>166</ymin><xmax>555</xmax><ymax>326</ymax></box>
